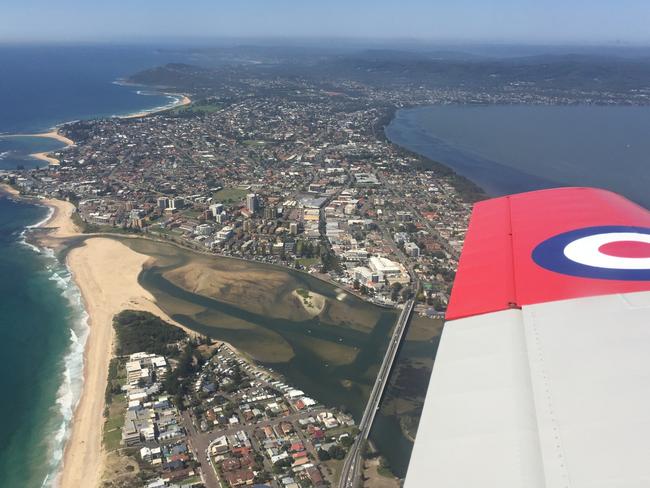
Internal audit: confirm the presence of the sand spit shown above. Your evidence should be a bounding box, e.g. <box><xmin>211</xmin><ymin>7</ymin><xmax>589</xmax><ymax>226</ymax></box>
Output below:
<box><xmin>59</xmin><ymin>237</ymin><xmax>190</xmax><ymax>488</ymax></box>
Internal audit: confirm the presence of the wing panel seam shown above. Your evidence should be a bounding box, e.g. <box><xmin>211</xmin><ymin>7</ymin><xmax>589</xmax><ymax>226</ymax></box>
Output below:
<box><xmin>524</xmin><ymin>306</ymin><xmax>571</xmax><ymax>488</ymax></box>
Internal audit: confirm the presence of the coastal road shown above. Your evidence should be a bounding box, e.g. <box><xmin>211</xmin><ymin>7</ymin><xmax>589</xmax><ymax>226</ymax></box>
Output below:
<box><xmin>338</xmin><ymin>299</ymin><xmax>415</xmax><ymax>488</ymax></box>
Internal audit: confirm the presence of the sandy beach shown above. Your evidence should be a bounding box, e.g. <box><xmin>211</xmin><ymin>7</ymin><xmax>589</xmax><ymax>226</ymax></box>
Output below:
<box><xmin>4</xmin><ymin>129</ymin><xmax>75</xmax><ymax>146</ymax></box>
<box><xmin>0</xmin><ymin>182</ymin><xmax>20</xmax><ymax>196</ymax></box>
<box><xmin>59</xmin><ymin>237</ymin><xmax>191</xmax><ymax>488</ymax></box>
<box><xmin>2</xmin><ymin>129</ymin><xmax>75</xmax><ymax>165</ymax></box>
<box><xmin>24</xmin><ymin>196</ymin><xmax>191</xmax><ymax>488</ymax></box>
<box><xmin>122</xmin><ymin>94</ymin><xmax>191</xmax><ymax>119</ymax></box>
<box><xmin>32</xmin><ymin>151</ymin><xmax>61</xmax><ymax>165</ymax></box>
<box><xmin>27</xmin><ymin>129</ymin><xmax>75</xmax><ymax>146</ymax></box>
<box><xmin>41</xmin><ymin>198</ymin><xmax>79</xmax><ymax>238</ymax></box>
<box><xmin>31</xmin><ymin>198</ymin><xmax>80</xmax><ymax>251</ymax></box>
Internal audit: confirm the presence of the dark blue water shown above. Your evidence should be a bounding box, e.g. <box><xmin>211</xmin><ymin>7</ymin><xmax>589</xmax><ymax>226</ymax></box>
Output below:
<box><xmin>0</xmin><ymin>45</ymin><xmax>185</xmax><ymax>133</ymax></box>
<box><xmin>0</xmin><ymin>45</ymin><xmax>188</xmax><ymax>170</ymax></box>
<box><xmin>386</xmin><ymin>104</ymin><xmax>650</xmax><ymax>208</ymax></box>
<box><xmin>0</xmin><ymin>195</ymin><xmax>88</xmax><ymax>488</ymax></box>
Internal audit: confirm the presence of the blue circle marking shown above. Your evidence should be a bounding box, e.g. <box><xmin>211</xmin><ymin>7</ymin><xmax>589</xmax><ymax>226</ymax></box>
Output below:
<box><xmin>532</xmin><ymin>225</ymin><xmax>650</xmax><ymax>281</ymax></box>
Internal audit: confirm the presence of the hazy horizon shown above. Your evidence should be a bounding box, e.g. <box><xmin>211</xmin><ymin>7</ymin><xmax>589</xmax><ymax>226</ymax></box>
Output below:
<box><xmin>2</xmin><ymin>0</ymin><xmax>650</xmax><ymax>45</ymax></box>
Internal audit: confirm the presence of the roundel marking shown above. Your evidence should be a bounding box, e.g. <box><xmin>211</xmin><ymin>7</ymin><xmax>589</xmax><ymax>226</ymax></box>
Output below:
<box><xmin>532</xmin><ymin>226</ymin><xmax>650</xmax><ymax>280</ymax></box>
<box><xmin>599</xmin><ymin>240</ymin><xmax>650</xmax><ymax>258</ymax></box>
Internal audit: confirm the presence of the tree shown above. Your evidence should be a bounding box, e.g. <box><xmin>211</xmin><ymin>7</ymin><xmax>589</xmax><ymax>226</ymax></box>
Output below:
<box><xmin>390</xmin><ymin>282</ymin><xmax>402</xmax><ymax>302</ymax></box>
<box><xmin>317</xmin><ymin>448</ymin><xmax>331</xmax><ymax>461</ymax></box>
<box><xmin>401</xmin><ymin>287</ymin><xmax>412</xmax><ymax>301</ymax></box>
<box><xmin>254</xmin><ymin>471</ymin><xmax>271</xmax><ymax>484</ymax></box>
<box><xmin>328</xmin><ymin>445</ymin><xmax>346</xmax><ymax>460</ymax></box>
<box><xmin>341</xmin><ymin>436</ymin><xmax>354</xmax><ymax>448</ymax></box>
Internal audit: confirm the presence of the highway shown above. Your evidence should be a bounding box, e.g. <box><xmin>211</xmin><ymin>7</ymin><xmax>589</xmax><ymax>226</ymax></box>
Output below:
<box><xmin>338</xmin><ymin>299</ymin><xmax>415</xmax><ymax>488</ymax></box>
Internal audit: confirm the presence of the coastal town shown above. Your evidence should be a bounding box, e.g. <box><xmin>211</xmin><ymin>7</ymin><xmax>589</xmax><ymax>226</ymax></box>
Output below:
<box><xmin>8</xmin><ymin>55</ymin><xmax>644</xmax><ymax>312</ymax></box>
<box><xmin>0</xmin><ymin>66</ymin><xmax>476</xmax><ymax>488</ymax></box>
<box><xmin>6</xmin><ymin>1</ymin><xmax>650</xmax><ymax>485</ymax></box>
<box><xmin>190</xmin><ymin>344</ymin><xmax>357</xmax><ymax>488</ymax></box>
<box><xmin>6</xmin><ymin>54</ymin><xmax>640</xmax><ymax>488</ymax></box>
<box><xmin>103</xmin><ymin>309</ymin><xmax>361</xmax><ymax>488</ymax></box>
<box><xmin>3</xmin><ymin>67</ymin><xmax>480</xmax><ymax>313</ymax></box>
<box><xmin>1</xmin><ymin>66</ymin><xmax>548</xmax><ymax>487</ymax></box>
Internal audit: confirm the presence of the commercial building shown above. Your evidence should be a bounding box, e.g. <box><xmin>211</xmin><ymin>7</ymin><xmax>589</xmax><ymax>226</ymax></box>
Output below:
<box><xmin>246</xmin><ymin>193</ymin><xmax>258</xmax><ymax>213</ymax></box>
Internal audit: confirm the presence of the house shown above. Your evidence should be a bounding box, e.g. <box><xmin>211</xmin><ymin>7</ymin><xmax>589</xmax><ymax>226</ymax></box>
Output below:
<box><xmin>223</xmin><ymin>469</ymin><xmax>255</xmax><ymax>487</ymax></box>
<box><xmin>141</xmin><ymin>446</ymin><xmax>158</xmax><ymax>462</ymax></box>
<box><xmin>222</xmin><ymin>457</ymin><xmax>241</xmax><ymax>472</ymax></box>
<box><xmin>305</xmin><ymin>466</ymin><xmax>324</xmax><ymax>485</ymax></box>
<box><xmin>211</xmin><ymin>435</ymin><xmax>229</xmax><ymax>455</ymax></box>
<box><xmin>289</xmin><ymin>442</ymin><xmax>304</xmax><ymax>452</ymax></box>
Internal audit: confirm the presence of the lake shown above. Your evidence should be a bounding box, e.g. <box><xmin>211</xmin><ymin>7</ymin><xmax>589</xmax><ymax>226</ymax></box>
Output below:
<box><xmin>386</xmin><ymin>104</ymin><xmax>650</xmax><ymax>208</ymax></box>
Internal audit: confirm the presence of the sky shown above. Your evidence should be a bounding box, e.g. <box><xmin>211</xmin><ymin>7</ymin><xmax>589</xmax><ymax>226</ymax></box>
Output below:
<box><xmin>1</xmin><ymin>0</ymin><xmax>649</xmax><ymax>45</ymax></box>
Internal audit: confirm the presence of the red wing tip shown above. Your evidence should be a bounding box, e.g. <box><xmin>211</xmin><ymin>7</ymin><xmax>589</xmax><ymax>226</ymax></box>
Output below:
<box><xmin>446</xmin><ymin>186</ymin><xmax>650</xmax><ymax>320</ymax></box>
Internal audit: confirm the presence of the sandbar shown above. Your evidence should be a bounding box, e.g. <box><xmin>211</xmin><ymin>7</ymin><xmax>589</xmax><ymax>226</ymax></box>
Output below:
<box><xmin>2</xmin><ymin>129</ymin><xmax>74</xmax><ymax>165</ymax></box>
<box><xmin>59</xmin><ymin>237</ymin><xmax>191</xmax><ymax>488</ymax></box>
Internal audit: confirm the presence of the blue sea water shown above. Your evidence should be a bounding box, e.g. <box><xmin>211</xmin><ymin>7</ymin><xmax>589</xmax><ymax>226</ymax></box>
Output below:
<box><xmin>0</xmin><ymin>45</ymin><xmax>189</xmax><ymax>488</ymax></box>
<box><xmin>0</xmin><ymin>45</ymin><xmax>187</xmax><ymax>170</ymax></box>
<box><xmin>0</xmin><ymin>195</ymin><xmax>88</xmax><ymax>488</ymax></box>
<box><xmin>385</xmin><ymin>104</ymin><xmax>650</xmax><ymax>208</ymax></box>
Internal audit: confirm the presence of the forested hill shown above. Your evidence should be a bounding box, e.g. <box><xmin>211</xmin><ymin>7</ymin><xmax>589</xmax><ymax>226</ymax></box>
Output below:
<box><xmin>129</xmin><ymin>48</ymin><xmax>650</xmax><ymax>94</ymax></box>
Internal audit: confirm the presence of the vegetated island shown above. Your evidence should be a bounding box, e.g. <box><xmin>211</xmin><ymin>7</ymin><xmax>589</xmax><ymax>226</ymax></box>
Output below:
<box><xmin>292</xmin><ymin>288</ymin><xmax>327</xmax><ymax>317</ymax></box>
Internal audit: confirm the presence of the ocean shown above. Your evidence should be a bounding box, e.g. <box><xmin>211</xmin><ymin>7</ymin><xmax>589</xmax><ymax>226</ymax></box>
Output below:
<box><xmin>0</xmin><ymin>45</ymin><xmax>187</xmax><ymax>170</ymax></box>
<box><xmin>0</xmin><ymin>196</ymin><xmax>87</xmax><ymax>488</ymax></box>
<box><xmin>0</xmin><ymin>45</ymin><xmax>189</xmax><ymax>488</ymax></box>
<box><xmin>385</xmin><ymin>104</ymin><xmax>650</xmax><ymax>209</ymax></box>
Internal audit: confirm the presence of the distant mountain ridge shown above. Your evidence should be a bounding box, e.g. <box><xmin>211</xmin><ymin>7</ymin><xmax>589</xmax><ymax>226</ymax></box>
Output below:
<box><xmin>129</xmin><ymin>47</ymin><xmax>650</xmax><ymax>94</ymax></box>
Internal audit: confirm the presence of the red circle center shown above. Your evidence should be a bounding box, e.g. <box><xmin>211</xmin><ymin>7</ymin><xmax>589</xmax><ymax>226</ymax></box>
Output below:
<box><xmin>599</xmin><ymin>240</ymin><xmax>650</xmax><ymax>258</ymax></box>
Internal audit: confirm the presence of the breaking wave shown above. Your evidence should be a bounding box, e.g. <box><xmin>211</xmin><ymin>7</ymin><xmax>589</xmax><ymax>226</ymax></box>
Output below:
<box><xmin>21</xmin><ymin>206</ymin><xmax>89</xmax><ymax>488</ymax></box>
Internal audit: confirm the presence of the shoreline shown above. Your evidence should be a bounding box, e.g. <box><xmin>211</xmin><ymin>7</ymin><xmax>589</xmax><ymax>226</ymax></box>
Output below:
<box><xmin>120</xmin><ymin>93</ymin><xmax>191</xmax><ymax>119</ymax></box>
<box><xmin>7</xmin><ymin>194</ymin><xmax>89</xmax><ymax>488</ymax></box>
<box><xmin>1</xmin><ymin>129</ymin><xmax>75</xmax><ymax>166</ymax></box>
<box><xmin>383</xmin><ymin>105</ymin><xmax>488</xmax><ymax>203</ymax></box>
<box><xmin>59</xmin><ymin>236</ymin><xmax>187</xmax><ymax>488</ymax></box>
<box><xmin>0</xmin><ymin>182</ymin><xmax>20</xmax><ymax>196</ymax></box>
<box><xmin>12</xmin><ymin>129</ymin><xmax>76</xmax><ymax>146</ymax></box>
<box><xmin>57</xmin><ymin>237</ymin><xmax>199</xmax><ymax>487</ymax></box>
<box><xmin>13</xmin><ymin>195</ymin><xmax>195</xmax><ymax>488</ymax></box>
<box><xmin>1</xmin><ymin>90</ymin><xmax>190</xmax><ymax>168</ymax></box>
<box><xmin>32</xmin><ymin>151</ymin><xmax>61</xmax><ymax>166</ymax></box>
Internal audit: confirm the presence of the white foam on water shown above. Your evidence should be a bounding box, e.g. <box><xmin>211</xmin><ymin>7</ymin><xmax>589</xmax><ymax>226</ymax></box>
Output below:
<box><xmin>18</xmin><ymin>205</ymin><xmax>90</xmax><ymax>488</ymax></box>
<box><xmin>114</xmin><ymin>89</ymin><xmax>185</xmax><ymax>118</ymax></box>
<box><xmin>41</xmin><ymin>279</ymin><xmax>89</xmax><ymax>488</ymax></box>
<box><xmin>18</xmin><ymin>204</ymin><xmax>54</xmax><ymax>253</ymax></box>
<box><xmin>27</xmin><ymin>205</ymin><xmax>54</xmax><ymax>230</ymax></box>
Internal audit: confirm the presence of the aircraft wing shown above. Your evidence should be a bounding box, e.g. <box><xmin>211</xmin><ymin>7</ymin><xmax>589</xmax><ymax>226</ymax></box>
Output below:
<box><xmin>405</xmin><ymin>187</ymin><xmax>650</xmax><ymax>488</ymax></box>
